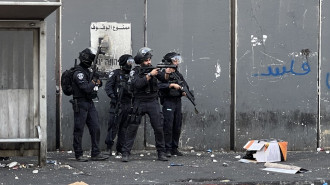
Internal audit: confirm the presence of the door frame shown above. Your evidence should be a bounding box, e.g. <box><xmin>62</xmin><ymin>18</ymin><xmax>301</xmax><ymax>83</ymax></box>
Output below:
<box><xmin>0</xmin><ymin>21</ymin><xmax>47</xmax><ymax>165</ymax></box>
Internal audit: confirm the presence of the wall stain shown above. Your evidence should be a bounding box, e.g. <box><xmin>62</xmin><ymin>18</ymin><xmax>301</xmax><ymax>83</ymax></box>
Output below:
<box><xmin>236</xmin><ymin>110</ymin><xmax>316</xmax><ymax>151</ymax></box>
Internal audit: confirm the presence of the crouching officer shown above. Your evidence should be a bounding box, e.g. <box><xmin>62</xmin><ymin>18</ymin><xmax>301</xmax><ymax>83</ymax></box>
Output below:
<box><xmin>105</xmin><ymin>54</ymin><xmax>134</xmax><ymax>156</ymax></box>
<box><xmin>71</xmin><ymin>47</ymin><xmax>109</xmax><ymax>162</ymax></box>
<box><xmin>159</xmin><ymin>52</ymin><xmax>186</xmax><ymax>157</ymax></box>
<box><xmin>121</xmin><ymin>47</ymin><xmax>174</xmax><ymax>162</ymax></box>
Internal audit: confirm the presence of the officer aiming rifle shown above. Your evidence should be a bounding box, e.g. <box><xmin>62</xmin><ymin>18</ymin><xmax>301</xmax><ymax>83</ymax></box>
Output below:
<box><xmin>158</xmin><ymin>54</ymin><xmax>198</xmax><ymax>114</ymax></box>
<box><xmin>158</xmin><ymin>51</ymin><xmax>196</xmax><ymax>158</ymax></box>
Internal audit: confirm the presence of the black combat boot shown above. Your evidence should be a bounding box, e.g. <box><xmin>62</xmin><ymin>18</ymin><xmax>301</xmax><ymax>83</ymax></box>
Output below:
<box><xmin>171</xmin><ymin>149</ymin><xmax>183</xmax><ymax>156</ymax></box>
<box><xmin>122</xmin><ymin>152</ymin><xmax>129</xmax><ymax>162</ymax></box>
<box><xmin>91</xmin><ymin>153</ymin><xmax>109</xmax><ymax>161</ymax></box>
<box><xmin>76</xmin><ymin>156</ymin><xmax>88</xmax><ymax>162</ymax></box>
<box><xmin>165</xmin><ymin>150</ymin><xmax>172</xmax><ymax>158</ymax></box>
<box><xmin>158</xmin><ymin>152</ymin><xmax>169</xmax><ymax>161</ymax></box>
<box><xmin>105</xmin><ymin>148</ymin><xmax>112</xmax><ymax>156</ymax></box>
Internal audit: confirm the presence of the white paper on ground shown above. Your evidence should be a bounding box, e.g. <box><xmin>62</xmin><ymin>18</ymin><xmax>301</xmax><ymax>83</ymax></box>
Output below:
<box><xmin>238</xmin><ymin>159</ymin><xmax>258</xmax><ymax>164</ymax></box>
<box><xmin>262</xmin><ymin>167</ymin><xmax>298</xmax><ymax>174</ymax></box>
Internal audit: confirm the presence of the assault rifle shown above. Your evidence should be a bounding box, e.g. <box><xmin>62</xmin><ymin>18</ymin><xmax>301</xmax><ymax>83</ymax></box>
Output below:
<box><xmin>171</xmin><ymin>72</ymin><xmax>199</xmax><ymax>114</ymax></box>
<box><xmin>91</xmin><ymin>46</ymin><xmax>104</xmax><ymax>81</ymax></box>
<box><xmin>156</xmin><ymin>63</ymin><xmax>177</xmax><ymax>69</ymax></box>
<box><xmin>90</xmin><ymin>45</ymin><xmax>105</xmax><ymax>100</ymax></box>
<box><xmin>113</xmin><ymin>80</ymin><xmax>125</xmax><ymax>126</ymax></box>
<box><xmin>139</xmin><ymin>63</ymin><xmax>177</xmax><ymax>75</ymax></box>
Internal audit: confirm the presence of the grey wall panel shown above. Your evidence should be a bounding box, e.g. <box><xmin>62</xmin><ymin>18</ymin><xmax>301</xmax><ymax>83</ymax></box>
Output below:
<box><xmin>61</xmin><ymin>0</ymin><xmax>145</xmax><ymax>150</ymax></box>
<box><xmin>46</xmin><ymin>13</ymin><xmax>57</xmax><ymax>150</ymax></box>
<box><xmin>320</xmin><ymin>0</ymin><xmax>330</xmax><ymax>149</ymax></box>
<box><xmin>41</xmin><ymin>0</ymin><xmax>324</xmax><ymax>152</ymax></box>
<box><xmin>236</xmin><ymin>0</ymin><xmax>319</xmax><ymax>151</ymax></box>
<box><xmin>147</xmin><ymin>0</ymin><xmax>231</xmax><ymax>150</ymax></box>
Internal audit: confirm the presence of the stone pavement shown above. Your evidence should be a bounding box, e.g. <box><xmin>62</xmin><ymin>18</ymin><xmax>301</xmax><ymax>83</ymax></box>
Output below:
<box><xmin>0</xmin><ymin>150</ymin><xmax>330</xmax><ymax>185</ymax></box>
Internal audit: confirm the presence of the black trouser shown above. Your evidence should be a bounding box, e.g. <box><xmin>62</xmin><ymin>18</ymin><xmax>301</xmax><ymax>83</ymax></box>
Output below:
<box><xmin>105</xmin><ymin>102</ymin><xmax>131</xmax><ymax>153</ymax></box>
<box><xmin>105</xmin><ymin>102</ymin><xmax>116</xmax><ymax>149</ymax></box>
<box><xmin>122</xmin><ymin>99</ymin><xmax>165</xmax><ymax>154</ymax></box>
<box><xmin>162</xmin><ymin>97</ymin><xmax>182</xmax><ymax>151</ymax></box>
<box><xmin>73</xmin><ymin>100</ymin><xmax>101</xmax><ymax>158</ymax></box>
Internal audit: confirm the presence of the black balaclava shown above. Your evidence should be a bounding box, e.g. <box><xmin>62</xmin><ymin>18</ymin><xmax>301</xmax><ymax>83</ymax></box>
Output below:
<box><xmin>119</xmin><ymin>54</ymin><xmax>133</xmax><ymax>72</ymax></box>
<box><xmin>79</xmin><ymin>48</ymin><xmax>96</xmax><ymax>68</ymax></box>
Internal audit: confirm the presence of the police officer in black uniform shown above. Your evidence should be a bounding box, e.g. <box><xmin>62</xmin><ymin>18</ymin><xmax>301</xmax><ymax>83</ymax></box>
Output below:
<box><xmin>71</xmin><ymin>48</ymin><xmax>109</xmax><ymax>162</ymax></box>
<box><xmin>159</xmin><ymin>52</ymin><xmax>187</xmax><ymax>157</ymax></box>
<box><xmin>104</xmin><ymin>54</ymin><xmax>134</xmax><ymax>156</ymax></box>
<box><xmin>121</xmin><ymin>47</ymin><xmax>174</xmax><ymax>162</ymax></box>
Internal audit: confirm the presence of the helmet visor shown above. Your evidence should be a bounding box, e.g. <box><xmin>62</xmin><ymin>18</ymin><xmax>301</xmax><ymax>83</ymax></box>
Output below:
<box><xmin>127</xmin><ymin>58</ymin><xmax>134</xmax><ymax>65</ymax></box>
<box><xmin>170</xmin><ymin>55</ymin><xmax>182</xmax><ymax>64</ymax></box>
<box><xmin>140</xmin><ymin>47</ymin><xmax>152</xmax><ymax>56</ymax></box>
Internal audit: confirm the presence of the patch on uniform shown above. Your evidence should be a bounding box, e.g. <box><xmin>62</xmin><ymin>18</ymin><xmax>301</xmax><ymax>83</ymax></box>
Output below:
<box><xmin>77</xmin><ymin>73</ymin><xmax>84</xmax><ymax>80</ymax></box>
<box><xmin>130</xmin><ymin>70</ymin><xmax>135</xmax><ymax>77</ymax></box>
<box><xmin>109</xmin><ymin>71</ymin><xmax>114</xmax><ymax>78</ymax></box>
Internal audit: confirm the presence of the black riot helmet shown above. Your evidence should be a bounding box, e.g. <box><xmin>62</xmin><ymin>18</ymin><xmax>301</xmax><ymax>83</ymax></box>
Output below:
<box><xmin>134</xmin><ymin>47</ymin><xmax>153</xmax><ymax>64</ymax></box>
<box><xmin>162</xmin><ymin>52</ymin><xmax>182</xmax><ymax>65</ymax></box>
<box><xmin>119</xmin><ymin>54</ymin><xmax>134</xmax><ymax>72</ymax></box>
<box><xmin>79</xmin><ymin>47</ymin><xmax>97</xmax><ymax>68</ymax></box>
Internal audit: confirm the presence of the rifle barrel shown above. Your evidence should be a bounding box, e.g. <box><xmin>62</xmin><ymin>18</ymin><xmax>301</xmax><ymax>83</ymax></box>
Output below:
<box><xmin>171</xmin><ymin>72</ymin><xmax>198</xmax><ymax>114</ymax></box>
<box><xmin>156</xmin><ymin>64</ymin><xmax>177</xmax><ymax>68</ymax></box>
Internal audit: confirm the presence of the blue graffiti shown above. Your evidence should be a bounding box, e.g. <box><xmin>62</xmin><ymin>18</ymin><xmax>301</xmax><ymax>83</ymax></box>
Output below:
<box><xmin>326</xmin><ymin>73</ymin><xmax>330</xmax><ymax>89</ymax></box>
<box><xmin>253</xmin><ymin>60</ymin><xmax>310</xmax><ymax>77</ymax></box>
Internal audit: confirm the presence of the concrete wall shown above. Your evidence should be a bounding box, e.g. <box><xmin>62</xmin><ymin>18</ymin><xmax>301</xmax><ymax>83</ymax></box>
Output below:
<box><xmin>59</xmin><ymin>0</ymin><xmax>146</xmax><ymax>151</ymax></box>
<box><xmin>236</xmin><ymin>0</ymin><xmax>319</xmax><ymax>151</ymax></box>
<box><xmin>145</xmin><ymin>0</ymin><xmax>231</xmax><ymax>151</ymax></box>
<box><xmin>42</xmin><ymin>0</ymin><xmax>330</xmax><ymax>151</ymax></box>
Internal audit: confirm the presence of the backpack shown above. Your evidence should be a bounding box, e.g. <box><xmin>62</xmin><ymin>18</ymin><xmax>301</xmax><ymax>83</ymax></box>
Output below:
<box><xmin>61</xmin><ymin>60</ymin><xmax>79</xmax><ymax>96</ymax></box>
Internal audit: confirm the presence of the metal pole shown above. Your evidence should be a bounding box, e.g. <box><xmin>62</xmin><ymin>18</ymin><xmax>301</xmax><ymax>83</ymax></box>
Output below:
<box><xmin>55</xmin><ymin>0</ymin><xmax>62</xmax><ymax>150</ymax></box>
<box><xmin>144</xmin><ymin>0</ymin><xmax>147</xmax><ymax>47</ymax></box>
<box><xmin>230</xmin><ymin>0</ymin><xmax>237</xmax><ymax>151</ymax></box>
<box><xmin>317</xmin><ymin>0</ymin><xmax>322</xmax><ymax>148</ymax></box>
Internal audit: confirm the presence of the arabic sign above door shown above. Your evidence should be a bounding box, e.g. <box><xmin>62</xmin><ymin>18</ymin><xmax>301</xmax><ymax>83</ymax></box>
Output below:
<box><xmin>90</xmin><ymin>22</ymin><xmax>132</xmax><ymax>79</ymax></box>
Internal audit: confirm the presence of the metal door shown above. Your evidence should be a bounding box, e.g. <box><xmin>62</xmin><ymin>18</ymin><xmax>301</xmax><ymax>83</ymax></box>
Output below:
<box><xmin>0</xmin><ymin>28</ymin><xmax>38</xmax><ymax>139</ymax></box>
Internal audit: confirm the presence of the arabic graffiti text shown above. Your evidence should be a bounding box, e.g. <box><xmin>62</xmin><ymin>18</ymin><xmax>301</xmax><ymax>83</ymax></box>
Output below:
<box><xmin>253</xmin><ymin>60</ymin><xmax>310</xmax><ymax>77</ymax></box>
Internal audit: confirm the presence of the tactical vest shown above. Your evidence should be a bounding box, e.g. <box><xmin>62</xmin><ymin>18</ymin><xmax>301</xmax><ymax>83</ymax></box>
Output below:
<box><xmin>139</xmin><ymin>68</ymin><xmax>159</xmax><ymax>94</ymax></box>
<box><xmin>167</xmin><ymin>72</ymin><xmax>182</xmax><ymax>97</ymax></box>
<box><xmin>72</xmin><ymin>67</ymin><xmax>97</xmax><ymax>100</ymax></box>
<box><xmin>116</xmin><ymin>70</ymin><xmax>132</xmax><ymax>100</ymax></box>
